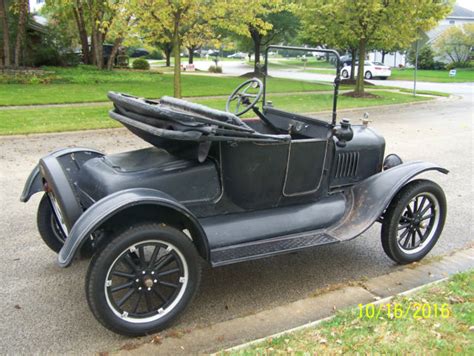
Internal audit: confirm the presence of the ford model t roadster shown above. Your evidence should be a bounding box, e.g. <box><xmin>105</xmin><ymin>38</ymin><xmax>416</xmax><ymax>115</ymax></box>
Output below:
<box><xmin>21</xmin><ymin>46</ymin><xmax>448</xmax><ymax>336</ymax></box>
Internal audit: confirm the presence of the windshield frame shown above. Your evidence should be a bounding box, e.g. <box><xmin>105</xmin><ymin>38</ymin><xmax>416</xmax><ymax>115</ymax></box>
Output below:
<box><xmin>263</xmin><ymin>45</ymin><xmax>342</xmax><ymax>126</ymax></box>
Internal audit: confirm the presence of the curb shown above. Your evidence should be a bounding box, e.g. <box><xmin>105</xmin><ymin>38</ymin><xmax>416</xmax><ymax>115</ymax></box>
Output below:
<box><xmin>221</xmin><ymin>277</ymin><xmax>451</xmax><ymax>353</ymax></box>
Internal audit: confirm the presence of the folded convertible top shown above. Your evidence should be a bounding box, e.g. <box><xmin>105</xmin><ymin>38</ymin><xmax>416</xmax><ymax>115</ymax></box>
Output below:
<box><xmin>107</xmin><ymin>92</ymin><xmax>290</xmax><ymax>144</ymax></box>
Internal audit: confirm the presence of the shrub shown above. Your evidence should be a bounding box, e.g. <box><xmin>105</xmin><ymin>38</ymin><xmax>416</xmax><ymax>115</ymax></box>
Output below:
<box><xmin>208</xmin><ymin>65</ymin><xmax>222</xmax><ymax>73</ymax></box>
<box><xmin>132</xmin><ymin>58</ymin><xmax>150</xmax><ymax>70</ymax></box>
<box><xmin>146</xmin><ymin>50</ymin><xmax>164</xmax><ymax>60</ymax></box>
<box><xmin>407</xmin><ymin>45</ymin><xmax>435</xmax><ymax>69</ymax></box>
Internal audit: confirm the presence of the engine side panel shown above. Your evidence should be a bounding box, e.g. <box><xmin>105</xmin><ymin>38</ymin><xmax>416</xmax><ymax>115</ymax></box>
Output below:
<box><xmin>330</xmin><ymin>125</ymin><xmax>385</xmax><ymax>188</ymax></box>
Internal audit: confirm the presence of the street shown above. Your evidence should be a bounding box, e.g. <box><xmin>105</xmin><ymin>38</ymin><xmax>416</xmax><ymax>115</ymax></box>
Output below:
<box><xmin>0</xmin><ymin>84</ymin><xmax>472</xmax><ymax>354</ymax></box>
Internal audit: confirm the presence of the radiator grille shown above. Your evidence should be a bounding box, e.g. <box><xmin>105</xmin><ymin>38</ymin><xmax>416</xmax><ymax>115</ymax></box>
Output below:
<box><xmin>335</xmin><ymin>152</ymin><xmax>359</xmax><ymax>178</ymax></box>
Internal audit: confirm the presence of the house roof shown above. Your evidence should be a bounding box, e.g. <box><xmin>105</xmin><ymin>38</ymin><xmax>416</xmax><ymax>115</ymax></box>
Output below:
<box><xmin>448</xmin><ymin>4</ymin><xmax>474</xmax><ymax>19</ymax></box>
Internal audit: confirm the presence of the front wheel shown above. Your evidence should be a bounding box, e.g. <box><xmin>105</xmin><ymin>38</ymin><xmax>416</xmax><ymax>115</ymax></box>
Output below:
<box><xmin>86</xmin><ymin>224</ymin><xmax>201</xmax><ymax>336</ymax></box>
<box><xmin>381</xmin><ymin>180</ymin><xmax>446</xmax><ymax>264</ymax></box>
<box><xmin>341</xmin><ymin>69</ymin><xmax>349</xmax><ymax>79</ymax></box>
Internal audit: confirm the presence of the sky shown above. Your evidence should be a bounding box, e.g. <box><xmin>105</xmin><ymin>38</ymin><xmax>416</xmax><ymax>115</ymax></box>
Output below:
<box><xmin>456</xmin><ymin>0</ymin><xmax>474</xmax><ymax>11</ymax></box>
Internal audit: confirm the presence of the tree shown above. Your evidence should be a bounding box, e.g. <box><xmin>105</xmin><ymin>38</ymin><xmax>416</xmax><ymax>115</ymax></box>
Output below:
<box><xmin>407</xmin><ymin>44</ymin><xmax>435</xmax><ymax>69</ymax></box>
<box><xmin>299</xmin><ymin>2</ymin><xmax>358</xmax><ymax>80</ymax></box>
<box><xmin>72</xmin><ymin>0</ymin><xmax>91</xmax><ymax>64</ymax></box>
<box><xmin>434</xmin><ymin>23</ymin><xmax>474</xmax><ymax>67</ymax></box>
<box><xmin>245</xmin><ymin>9</ymin><xmax>299</xmax><ymax>75</ymax></box>
<box><xmin>300</xmin><ymin>0</ymin><xmax>452</xmax><ymax>96</ymax></box>
<box><xmin>0</xmin><ymin>0</ymin><xmax>11</xmax><ymax>67</ymax></box>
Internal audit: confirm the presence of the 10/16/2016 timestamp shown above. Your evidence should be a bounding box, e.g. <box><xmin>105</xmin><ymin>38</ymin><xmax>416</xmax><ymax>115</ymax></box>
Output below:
<box><xmin>359</xmin><ymin>303</ymin><xmax>451</xmax><ymax>319</ymax></box>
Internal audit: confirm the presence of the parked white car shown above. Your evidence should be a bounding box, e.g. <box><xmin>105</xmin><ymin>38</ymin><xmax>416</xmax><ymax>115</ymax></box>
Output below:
<box><xmin>227</xmin><ymin>52</ymin><xmax>247</xmax><ymax>59</ymax></box>
<box><xmin>341</xmin><ymin>61</ymin><xmax>391</xmax><ymax>80</ymax></box>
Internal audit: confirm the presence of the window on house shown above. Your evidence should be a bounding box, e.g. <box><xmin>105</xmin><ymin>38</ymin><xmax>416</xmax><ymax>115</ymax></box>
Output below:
<box><xmin>449</xmin><ymin>20</ymin><xmax>455</xmax><ymax>24</ymax></box>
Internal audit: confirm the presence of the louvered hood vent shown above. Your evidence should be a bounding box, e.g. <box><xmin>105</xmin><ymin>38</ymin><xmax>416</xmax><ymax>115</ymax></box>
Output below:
<box><xmin>335</xmin><ymin>152</ymin><xmax>359</xmax><ymax>178</ymax></box>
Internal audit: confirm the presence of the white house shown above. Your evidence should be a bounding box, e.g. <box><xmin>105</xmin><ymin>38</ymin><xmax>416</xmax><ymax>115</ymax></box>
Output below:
<box><xmin>368</xmin><ymin>3</ymin><xmax>474</xmax><ymax>67</ymax></box>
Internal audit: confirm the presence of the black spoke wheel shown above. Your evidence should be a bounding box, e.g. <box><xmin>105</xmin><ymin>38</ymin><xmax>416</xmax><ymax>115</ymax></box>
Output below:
<box><xmin>86</xmin><ymin>224</ymin><xmax>201</xmax><ymax>336</ymax></box>
<box><xmin>381</xmin><ymin>180</ymin><xmax>446</xmax><ymax>264</ymax></box>
<box><xmin>37</xmin><ymin>193</ymin><xmax>66</xmax><ymax>253</ymax></box>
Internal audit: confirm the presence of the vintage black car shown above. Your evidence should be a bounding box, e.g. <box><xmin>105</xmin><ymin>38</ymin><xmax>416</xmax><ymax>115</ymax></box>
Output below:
<box><xmin>21</xmin><ymin>46</ymin><xmax>448</xmax><ymax>336</ymax></box>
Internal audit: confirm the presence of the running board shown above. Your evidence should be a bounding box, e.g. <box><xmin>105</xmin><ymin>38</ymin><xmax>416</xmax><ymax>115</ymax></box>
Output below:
<box><xmin>210</xmin><ymin>231</ymin><xmax>338</xmax><ymax>267</ymax></box>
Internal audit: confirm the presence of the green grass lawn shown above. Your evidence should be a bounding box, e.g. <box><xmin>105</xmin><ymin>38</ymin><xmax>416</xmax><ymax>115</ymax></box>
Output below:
<box><xmin>390</xmin><ymin>68</ymin><xmax>474</xmax><ymax>82</ymax></box>
<box><xmin>229</xmin><ymin>270</ymin><xmax>473</xmax><ymax>354</ymax></box>
<box><xmin>269</xmin><ymin>58</ymin><xmax>336</xmax><ymax>69</ymax></box>
<box><xmin>0</xmin><ymin>65</ymin><xmax>339</xmax><ymax>106</ymax></box>
<box><xmin>0</xmin><ymin>91</ymin><xmax>432</xmax><ymax>135</ymax></box>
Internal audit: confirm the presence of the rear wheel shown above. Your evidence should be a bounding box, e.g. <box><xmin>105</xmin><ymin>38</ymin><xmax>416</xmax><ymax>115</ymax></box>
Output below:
<box><xmin>37</xmin><ymin>194</ymin><xmax>66</xmax><ymax>253</ymax></box>
<box><xmin>381</xmin><ymin>180</ymin><xmax>446</xmax><ymax>264</ymax></box>
<box><xmin>364</xmin><ymin>71</ymin><xmax>373</xmax><ymax>79</ymax></box>
<box><xmin>86</xmin><ymin>224</ymin><xmax>201</xmax><ymax>336</ymax></box>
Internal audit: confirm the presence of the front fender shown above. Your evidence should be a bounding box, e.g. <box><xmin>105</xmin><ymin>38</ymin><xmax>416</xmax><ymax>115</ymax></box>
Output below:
<box><xmin>20</xmin><ymin>147</ymin><xmax>103</xmax><ymax>203</ymax></box>
<box><xmin>57</xmin><ymin>188</ymin><xmax>208</xmax><ymax>267</ymax></box>
<box><xmin>329</xmin><ymin>161</ymin><xmax>448</xmax><ymax>241</ymax></box>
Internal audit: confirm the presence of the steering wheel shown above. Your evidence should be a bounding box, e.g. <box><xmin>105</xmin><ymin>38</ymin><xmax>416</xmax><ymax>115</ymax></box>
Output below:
<box><xmin>226</xmin><ymin>78</ymin><xmax>264</xmax><ymax>116</ymax></box>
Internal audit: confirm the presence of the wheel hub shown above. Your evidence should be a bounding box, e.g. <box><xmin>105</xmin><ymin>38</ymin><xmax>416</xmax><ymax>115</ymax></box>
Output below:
<box><xmin>144</xmin><ymin>277</ymin><xmax>154</xmax><ymax>288</ymax></box>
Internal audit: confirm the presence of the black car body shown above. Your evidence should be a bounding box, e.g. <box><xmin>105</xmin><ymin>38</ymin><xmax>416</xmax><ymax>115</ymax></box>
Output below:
<box><xmin>21</xmin><ymin>46</ymin><xmax>448</xmax><ymax>336</ymax></box>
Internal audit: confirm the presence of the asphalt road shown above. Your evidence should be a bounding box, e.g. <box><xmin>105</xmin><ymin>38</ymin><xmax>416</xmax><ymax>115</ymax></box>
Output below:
<box><xmin>0</xmin><ymin>89</ymin><xmax>472</xmax><ymax>354</ymax></box>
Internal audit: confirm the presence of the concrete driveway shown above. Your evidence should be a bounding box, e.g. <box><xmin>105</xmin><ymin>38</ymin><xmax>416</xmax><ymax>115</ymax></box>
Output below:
<box><xmin>0</xmin><ymin>91</ymin><xmax>472</xmax><ymax>354</ymax></box>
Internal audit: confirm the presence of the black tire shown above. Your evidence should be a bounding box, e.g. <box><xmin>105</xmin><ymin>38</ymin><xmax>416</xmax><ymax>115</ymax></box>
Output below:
<box><xmin>381</xmin><ymin>180</ymin><xmax>446</xmax><ymax>264</ymax></box>
<box><xmin>341</xmin><ymin>69</ymin><xmax>349</xmax><ymax>79</ymax></box>
<box><xmin>364</xmin><ymin>71</ymin><xmax>373</xmax><ymax>79</ymax></box>
<box><xmin>37</xmin><ymin>194</ymin><xmax>66</xmax><ymax>253</ymax></box>
<box><xmin>380</xmin><ymin>76</ymin><xmax>388</xmax><ymax>80</ymax></box>
<box><xmin>86</xmin><ymin>223</ymin><xmax>201</xmax><ymax>336</ymax></box>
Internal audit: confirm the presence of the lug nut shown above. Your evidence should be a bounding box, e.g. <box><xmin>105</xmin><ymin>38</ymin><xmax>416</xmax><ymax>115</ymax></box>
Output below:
<box><xmin>147</xmin><ymin>287</ymin><xmax>151</xmax><ymax>291</ymax></box>
<box><xmin>135</xmin><ymin>279</ymin><xmax>139</xmax><ymax>282</ymax></box>
<box><xmin>153</xmin><ymin>279</ymin><xmax>157</xmax><ymax>283</ymax></box>
<box><xmin>142</xmin><ymin>271</ymin><xmax>146</xmax><ymax>275</ymax></box>
<box><xmin>138</xmin><ymin>287</ymin><xmax>142</xmax><ymax>290</ymax></box>
<box><xmin>151</xmin><ymin>271</ymin><xmax>155</xmax><ymax>275</ymax></box>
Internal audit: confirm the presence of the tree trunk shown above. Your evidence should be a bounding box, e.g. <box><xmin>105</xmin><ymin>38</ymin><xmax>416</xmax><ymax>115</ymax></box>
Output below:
<box><xmin>187</xmin><ymin>47</ymin><xmax>194</xmax><ymax>64</ymax></box>
<box><xmin>72</xmin><ymin>1</ymin><xmax>90</xmax><ymax>64</ymax></box>
<box><xmin>91</xmin><ymin>34</ymin><xmax>97</xmax><ymax>65</ymax></box>
<box><xmin>350</xmin><ymin>47</ymin><xmax>356</xmax><ymax>81</ymax></box>
<box><xmin>355</xmin><ymin>39</ymin><xmax>366</xmax><ymax>95</ymax></box>
<box><xmin>14</xmin><ymin>0</ymin><xmax>28</xmax><ymax>67</ymax></box>
<box><xmin>107</xmin><ymin>37</ymin><xmax>122</xmax><ymax>70</ymax></box>
<box><xmin>92</xmin><ymin>28</ymin><xmax>103</xmax><ymax>69</ymax></box>
<box><xmin>250</xmin><ymin>27</ymin><xmax>262</xmax><ymax>76</ymax></box>
<box><xmin>381</xmin><ymin>50</ymin><xmax>386</xmax><ymax>63</ymax></box>
<box><xmin>172</xmin><ymin>17</ymin><xmax>181</xmax><ymax>98</ymax></box>
<box><xmin>0</xmin><ymin>0</ymin><xmax>10</xmax><ymax>67</ymax></box>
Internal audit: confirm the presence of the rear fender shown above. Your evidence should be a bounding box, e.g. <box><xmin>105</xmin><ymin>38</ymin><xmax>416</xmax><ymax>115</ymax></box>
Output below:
<box><xmin>329</xmin><ymin>161</ymin><xmax>448</xmax><ymax>240</ymax></box>
<box><xmin>57</xmin><ymin>188</ymin><xmax>208</xmax><ymax>267</ymax></box>
<box><xmin>20</xmin><ymin>147</ymin><xmax>103</xmax><ymax>203</ymax></box>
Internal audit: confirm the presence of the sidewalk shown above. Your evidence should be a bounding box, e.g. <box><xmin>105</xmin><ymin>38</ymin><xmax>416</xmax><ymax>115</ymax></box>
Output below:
<box><xmin>114</xmin><ymin>247</ymin><xmax>474</xmax><ymax>355</ymax></box>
